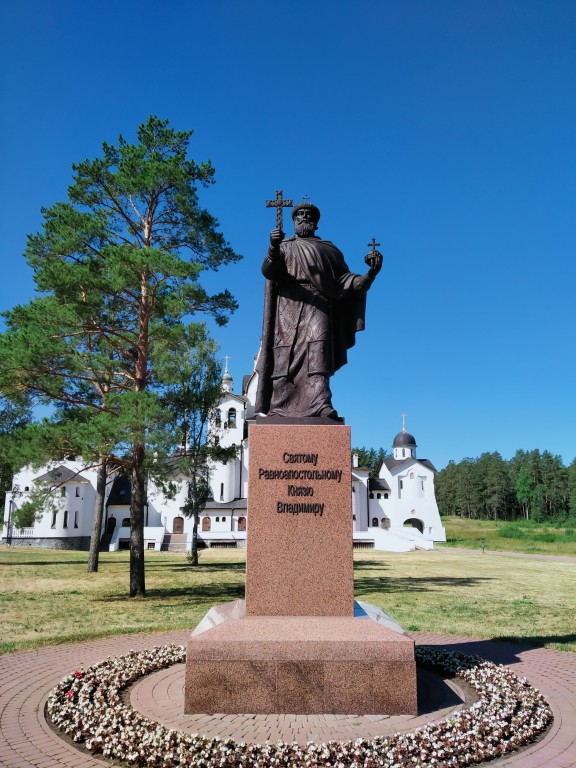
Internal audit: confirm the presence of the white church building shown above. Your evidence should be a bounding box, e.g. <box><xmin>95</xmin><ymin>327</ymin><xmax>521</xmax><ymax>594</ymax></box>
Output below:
<box><xmin>2</xmin><ymin>362</ymin><xmax>445</xmax><ymax>553</ymax></box>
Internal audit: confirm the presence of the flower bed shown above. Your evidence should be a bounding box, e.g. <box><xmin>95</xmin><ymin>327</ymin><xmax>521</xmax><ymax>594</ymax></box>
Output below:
<box><xmin>47</xmin><ymin>644</ymin><xmax>552</xmax><ymax>767</ymax></box>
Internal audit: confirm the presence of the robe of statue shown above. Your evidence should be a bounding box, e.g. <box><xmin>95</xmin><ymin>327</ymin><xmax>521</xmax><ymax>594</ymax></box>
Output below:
<box><xmin>255</xmin><ymin>235</ymin><xmax>367</xmax><ymax>419</ymax></box>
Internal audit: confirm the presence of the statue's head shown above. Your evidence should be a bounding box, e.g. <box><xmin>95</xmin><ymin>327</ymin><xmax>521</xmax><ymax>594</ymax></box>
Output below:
<box><xmin>292</xmin><ymin>201</ymin><xmax>320</xmax><ymax>237</ymax></box>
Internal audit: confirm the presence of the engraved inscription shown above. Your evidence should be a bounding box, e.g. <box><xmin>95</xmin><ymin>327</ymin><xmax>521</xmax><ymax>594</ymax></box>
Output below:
<box><xmin>256</xmin><ymin>450</ymin><xmax>345</xmax><ymax>519</ymax></box>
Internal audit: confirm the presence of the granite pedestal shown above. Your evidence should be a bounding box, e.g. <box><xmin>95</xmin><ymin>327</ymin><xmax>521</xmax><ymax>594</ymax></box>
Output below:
<box><xmin>185</xmin><ymin>422</ymin><xmax>418</xmax><ymax>715</ymax></box>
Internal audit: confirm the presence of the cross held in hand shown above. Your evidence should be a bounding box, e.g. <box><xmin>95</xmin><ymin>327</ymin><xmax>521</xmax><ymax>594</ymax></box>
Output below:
<box><xmin>266</xmin><ymin>190</ymin><xmax>293</xmax><ymax>230</ymax></box>
<box><xmin>367</xmin><ymin>237</ymin><xmax>381</xmax><ymax>252</ymax></box>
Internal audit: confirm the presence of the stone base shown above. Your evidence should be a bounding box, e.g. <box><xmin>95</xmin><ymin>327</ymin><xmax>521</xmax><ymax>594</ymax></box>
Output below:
<box><xmin>185</xmin><ymin>603</ymin><xmax>417</xmax><ymax>715</ymax></box>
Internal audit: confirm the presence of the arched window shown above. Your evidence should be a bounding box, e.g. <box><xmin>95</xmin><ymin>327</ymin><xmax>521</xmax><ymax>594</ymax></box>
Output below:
<box><xmin>24</xmin><ymin>486</ymin><xmax>29</xmax><ymax>492</ymax></box>
<box><xmin>74</xmin><ymin>511</ymin><xmax>79</xmax><ymax>529</ymax></box>
<box><xmin>384</xmin><ymin>492</ymin><xmax>389</xmax><ymax>499</ymax></box>
<box><xmin>377</xmin><ymin>493</ymin><xmax>381</xmax><ymax>499</ymax></box>
<box><xmin>222</xmin><ymin>516</ymin><xmax>226</xmax><ymax>522</ymax></box>
<box><xmin>122</xmin><ymin>517</ymin><xmax>131</xmax><ymax>527</ymax></box>
<box><xmin>238</xmin><ymin>516</ymin><xmax>246</xmax><ymax>531</ymax></box>
<box><xmin>215</xmin><ymin>410</ymin><xmax>222</xmax><ymax>428</ymax></box>
<box><xmin>369</xmin><ymin>492</ymin><xmax>374</xmax><ymax>499</ymax></box>
<box><xmin>63</xmin><ymin>510</ymin><xmax>68</xmax><ymax>528</ymax></box>
<box><xmin>220</xmin><ymin>483</ymin><xmax>224</xmax><ymax>501</ymax></box>
<box><xmin>410</xmin><ymin>472</ymin><xmax>414</xmax><ymax>479</ymax></box>
<box><xmin>75</xmin><ymin>487</ymin><xmax>80</xmax><ymax>497</ymax></box>
<box><xmin>61</xmin><ymin>487</ymin><xmax>66</xmax><ymax>497</ymax></box>
<box><xmin>51</xmin><ymin>510</ymin><xmax>57</xmax><ymax>529</ymax></box>
<box><xmin>371</xmin><ymin>517</ymin><xmax>379</xmax><ymax>527</ymax></box>
<box><xmin>381</xmin><ymin>517</ymin><xmax>390</xmax><ymax>530</ymax></box>
<box><xmin>202</xmin><ymin>516</ymin><xmax>211</xmax><ymax>531</ymax></box>
<box><xmin>215</xmin><ymin>516</ymin><xmax>220</xmax><ymax>523</ymax></box>
<box><xmin>352</xmin><ymin>514</ymin><xmax>356</xmax><ymax>521</ymax></box>
<box><xmin>228</xmin><ymin>408</ymin><xmax>237</xmax><ymax>427</ymax></box>
<box><xmin>402</xmin><ymin>449</ymin><xmax>405</xmax><ymax>457</ymax></box>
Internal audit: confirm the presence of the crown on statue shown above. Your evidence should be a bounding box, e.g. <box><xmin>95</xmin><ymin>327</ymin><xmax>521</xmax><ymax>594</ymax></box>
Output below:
<box><xmin>291</xmin><ymin>201</ymin><xmax>321</xmax><ymax>223</ymax></box>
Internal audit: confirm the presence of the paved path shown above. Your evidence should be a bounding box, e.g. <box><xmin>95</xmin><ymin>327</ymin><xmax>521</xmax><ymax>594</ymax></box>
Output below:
<box><xmin>1</xmin><ymin>630</ymin><xmax>575</xmax><ymax>767</ymax></box>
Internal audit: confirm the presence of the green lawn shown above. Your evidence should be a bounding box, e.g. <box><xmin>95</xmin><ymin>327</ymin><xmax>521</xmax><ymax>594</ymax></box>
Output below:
<box><xmin>1</xmin><ymin>542</ymin><xmax>574</xmax><ymax>654</ymax></box>
<box><xmin>441</xmin><ymin>516</ymin><xmax>576</xmax><ymax>556</ymax></box>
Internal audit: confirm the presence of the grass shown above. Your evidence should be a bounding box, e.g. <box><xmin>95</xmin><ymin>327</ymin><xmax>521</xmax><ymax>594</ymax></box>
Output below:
<box><xmin>1</xmin><ymin>540</ymin><xmax>575</xmax><ymax>655</ymax></box>
<box><xmin>441</xmin><ymin>516</ymin><xmax>576</xmax><ymax>556</ymax></box>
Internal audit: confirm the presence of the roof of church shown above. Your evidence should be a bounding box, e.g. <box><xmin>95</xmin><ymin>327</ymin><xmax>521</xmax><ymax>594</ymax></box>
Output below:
<box><xmin>383</xmin><ymin>457</ymin><xmax>437</xmax><ymax>473</ymax></box>
<box><xmin>220</xmin><ymin>392</ymin><xmax>248</xmax><ymax>405</ymax></box>
<box><xmin>392</xmin><ymin>430</ymin><xmax>417</xmax><ymax>447</ymax></box>
<box><xmin>106</xmin><ymin>475</ymin><xmax>131</xmax><ymax>506</ymax></box>
<box><xmin>204</xmin><ymin>498</ymin><xmax>247</xmax><ymax>509</ymax></box>
<box><xmin>368</xmin><ymin>477</ymin><xmax>391</xmax><ymax>491</ymax></box>
<box><xmin>33</xmin><ymin>466</ymin><xmax>90</xmax><ymax>485</ymax></box>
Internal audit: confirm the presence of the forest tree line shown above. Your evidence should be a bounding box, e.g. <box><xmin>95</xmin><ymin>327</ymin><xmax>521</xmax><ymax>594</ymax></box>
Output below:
<box><xmin>435</xmin><ymin>450</ymin><xmax>576</xmax><ymax>522</ymax></box>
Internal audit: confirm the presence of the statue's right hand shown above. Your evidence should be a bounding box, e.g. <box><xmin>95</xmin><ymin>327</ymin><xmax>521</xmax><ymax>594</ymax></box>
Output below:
<box><xmin>270</xmin><ymin>228</ymin><xmax>285</xmax><ymax>248</ymax></box>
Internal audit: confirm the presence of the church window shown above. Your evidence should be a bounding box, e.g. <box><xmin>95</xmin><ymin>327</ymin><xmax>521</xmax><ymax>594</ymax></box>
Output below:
<box><xmin>202</xmin><ymin>516</ymin><xmax>211</xmax><ymax>531</ymax></box>
<box><xmin>216</xmin><ymin>517</ymin><xmax>220</xmax><ymax>523</ymax></box>
<box><xmin>400</xmin><ymin>480</ymin><xmax>404</xmax><ymax>489</ymax></box>
<box><xmin>402</xmin><ymin>449</ymin><xmax>405</xmax><ymax>457</ymax></box>
<box><xmin>352</xmin><ymin>514</ymin><xmax>356</xmax><ymax>521</ymax></box>
<box><xmin>384</xmin><ymin>492</ymin><xmax>389</xmax><ymax>499</ymax></box>
<box><xmin>63</xmin><ymin>510</ymin><xmax>68</xmax><ymax>528</ymax></box>
<box><xmin>352</xmin><ymin>486</ymin><xmax>356</xmax><ymax>493</ymax></box>
<box><xmin>371</xmin><ymin>517</ymin><xmax>378</xmax><ymax>527</ymax></box>
<box><xmin>410</xmin><ymin>472</ymin><xmax>414</xmax><ymax>479</ymax></box>
<box><xmin>122</xmin><ymin>518</ymin><xmax>131</xmax><ymax>527</ymax></box>
<box><xmin>222</xmin><ymin>516</ymin><xmax>226</xmax><ymax>522</ymax></box>
<box><xmin>75</xmin><ymin>487</ymin><xmax>80</xmax><ymax>497</ymax></box>
<box><xmin>369</xmin><ymin>492</ymin><xmax>374</xmax><ymax>499</ymax></box>
<box><xmin>214</xmin><ymin>436</ymin><xmax>219</xmax><ymax>445</ymax></box>
<box><xmin>215</xmin><ymin>410</ymin><xmax>222</xmax><ymax>427</ymax></box>
<box><xmin>421</xmin><ymin>480</ymin><xmax>424</xmax><ymax>490</ymax></box>
<box><xmin>228</xmin><ymin>408</ymin><xmax>237</xmax><ymax>427</ymax></box>
<box><xmin>238</xmin><ymin>516</ymin><xmax>246</xmax><ymax>531</ymax></box>
<box><xmin>377</xmin><ymin>493</ymin><xmax>381</xmax><ymax>499</ymax></box>
<box><xmin>24</xmin><ymin>486</ymin><xmax>29</xmax><ymax>492</ymax></box>
<box><xmin>61</xmin><ymin>487</ymin><xmax>66</xmax><ymax>497</ymax></box>
<box><xmin>220</xmin><ymin>483</ymin><xmax>224</xmax><ymax>501</ymax></box>
<box><xmin>74</xmin><ymin>511</ymin><xmax>79</xmax><ymax>529</ymax></box>
<box><xmin>51</xmin><ymin>510</ymin><xmax>57</xmax><ymax>528</ymax></box>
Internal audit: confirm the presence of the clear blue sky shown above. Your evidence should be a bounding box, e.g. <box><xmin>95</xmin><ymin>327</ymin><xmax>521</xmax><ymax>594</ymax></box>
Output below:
<box><xmin>1</xmin><ymin>0</ymin><xmax>575</xmax><ymax>470</ymax></box>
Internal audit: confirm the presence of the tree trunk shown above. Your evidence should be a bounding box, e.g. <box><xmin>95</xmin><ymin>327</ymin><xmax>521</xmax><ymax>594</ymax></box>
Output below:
<box><xmin>130</xmin><ymin>444</ymin><xmax>146</xmax><ymax>596</ymax></box>
<box><xmin>87</xmin><ymin>458</ymin><xmax>107</xmax><ymax>573</ymax></box>
<box><xmin>190</xmin><ymin>511</ymin><xmax>199</xmax><ymax>566</ymax></box>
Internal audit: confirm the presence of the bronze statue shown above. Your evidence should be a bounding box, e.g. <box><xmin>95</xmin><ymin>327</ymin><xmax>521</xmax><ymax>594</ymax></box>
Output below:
<box><xmin>256</xmin><ymin>194</ymin><xmax>382</xmax><ymax>421</ymax></box>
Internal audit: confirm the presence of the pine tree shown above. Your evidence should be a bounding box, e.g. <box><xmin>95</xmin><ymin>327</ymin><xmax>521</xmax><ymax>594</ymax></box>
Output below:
<box><xmin>0</xmin><ymin>117</ymin><xmax>241</xmax><ymax>595</ymax></box>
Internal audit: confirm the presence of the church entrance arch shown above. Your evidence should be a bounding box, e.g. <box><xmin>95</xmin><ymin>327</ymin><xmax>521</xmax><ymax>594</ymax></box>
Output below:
<box><xmin>201</xmin><ymin>516</ymin><xmax>211</xmax><ymax>532</ymax></box>
<box><xmin>173</xmin><ymin>516</ymin><xmax>184</xmax><ymax>534</ymax></box>
<box><xmin>403</xmin><ymin>517</ymin><xmax>424</xmax><ymax>534</ymax></box>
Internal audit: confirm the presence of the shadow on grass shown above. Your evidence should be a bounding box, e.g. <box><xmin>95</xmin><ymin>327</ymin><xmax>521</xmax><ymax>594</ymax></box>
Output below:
<box><xmin>99</xmin><ymin>582</ymin><xmax>245</xmax><ymax>603</ymax></box>
<box><xmin>353</xmin><ymin>560</ymin><xmax>393</xmax><ymax>570</ymax></box>
<box><xmin>0</xmin><ymin>560</ymin><xmax>91</xmax><ymax>567</ymax></box>
<box><xmin>355</xmin><ymin>575</ymin><xmax>492</xmax><ymax>595</ymax></box>
<box><xmin>143</xmin><ymin>561</ymin><xmax>247</xmax><ymax>573</ymax></box>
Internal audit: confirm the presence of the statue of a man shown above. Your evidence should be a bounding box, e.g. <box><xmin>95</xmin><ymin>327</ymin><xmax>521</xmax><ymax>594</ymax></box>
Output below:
<box><xmin>255</xmin><ymin>201</ymin><xmax>382</xmax><ymax>420</ymax></box>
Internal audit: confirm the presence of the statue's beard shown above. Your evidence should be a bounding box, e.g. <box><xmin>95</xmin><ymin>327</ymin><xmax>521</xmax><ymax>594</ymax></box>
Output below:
<box><xmin>294</xmin><ymin>221</ymin><xmax>316</xmax><ymax>238</ymax></box>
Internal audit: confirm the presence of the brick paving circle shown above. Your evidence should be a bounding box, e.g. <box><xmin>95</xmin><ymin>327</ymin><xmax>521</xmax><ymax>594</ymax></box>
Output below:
<box><xmin>1</xmin><ymin>630</ymin><xmax>575</xmax><ymax>767</ymax></box>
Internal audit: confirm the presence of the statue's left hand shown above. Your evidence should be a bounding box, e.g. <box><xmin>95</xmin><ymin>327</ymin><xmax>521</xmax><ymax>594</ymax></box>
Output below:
<box><xmin>364</xmin><ymin>250</ymin><xmax>383</xmax><ymax>277</ymax></box>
